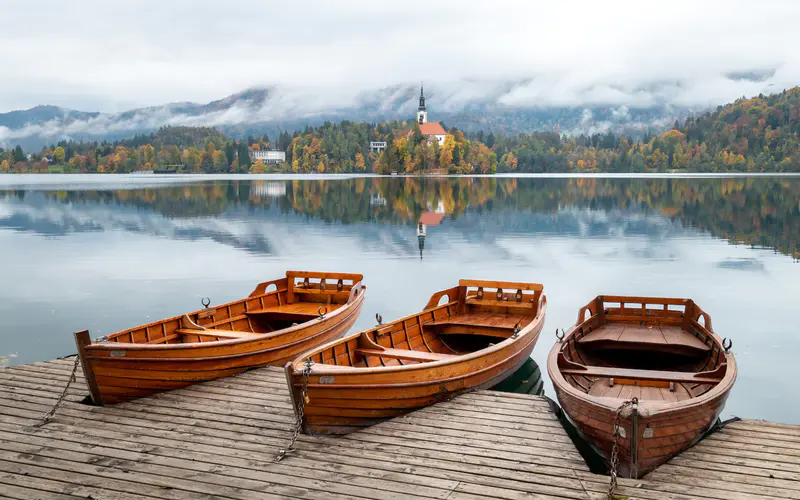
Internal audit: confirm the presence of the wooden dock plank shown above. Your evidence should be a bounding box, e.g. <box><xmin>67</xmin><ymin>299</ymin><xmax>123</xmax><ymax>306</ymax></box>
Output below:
<box><xmin>642</xmin><ymin>419</ymin><xmax>800</xmax><ymax>499</ymax></box>
<box><xmin>2</xmin><ymin>358</ymin><xmax>799</xmax><ymax>499</ymax></box>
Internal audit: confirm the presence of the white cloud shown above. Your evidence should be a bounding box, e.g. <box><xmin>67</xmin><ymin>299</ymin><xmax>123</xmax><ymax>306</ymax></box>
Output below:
<box><xmin>0</xmin><ymin>0</ymin><xmax>797</xmax><ymax>127</ymax></box>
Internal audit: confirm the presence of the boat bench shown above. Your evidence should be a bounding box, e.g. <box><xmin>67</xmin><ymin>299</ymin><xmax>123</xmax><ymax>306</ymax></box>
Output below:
<box><xmin>175</xmin><ymin>328</ymin><xmax>256</xmax><ymax>339</ymax></box>
<box><xmin>561</xmin><ymin>365</ymin><xmax>723</xmax><ymax>385</ymax></box>
<box><xmin>354</xmin><ymin>348</ymin><xmax>454</xmax><ymax>363</ymax></box>
<box><xmin>577</xmin><ymin>325</ymin><xmax>711</xmax><ymax>353</ymax></box>
<box><xmin>426</xmin><ymin>313</ymin><xmax>522</xmax><ymax>338</ymax></box>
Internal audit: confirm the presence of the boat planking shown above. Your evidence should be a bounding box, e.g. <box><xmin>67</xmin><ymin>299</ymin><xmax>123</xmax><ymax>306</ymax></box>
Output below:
<box><xmin>286</xmin><ymin>279</ymin><xmax>546</xmax><ymax>435</ymax></box>
<box><xmin>75</xmin><ymin>270</ymin><xmax>366</xmax><ymax>405</ymax></box>
<box><xmin>547</xmin><ymin>295</ymin><xmax>736</xmax><ymax>478</ymax></box>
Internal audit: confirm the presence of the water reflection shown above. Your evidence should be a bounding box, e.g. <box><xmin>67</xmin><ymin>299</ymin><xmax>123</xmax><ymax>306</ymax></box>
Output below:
<box><xmin>1</xmin><ymin>176</ymin><xmax>798</xmax><ymax>260</ymax></box>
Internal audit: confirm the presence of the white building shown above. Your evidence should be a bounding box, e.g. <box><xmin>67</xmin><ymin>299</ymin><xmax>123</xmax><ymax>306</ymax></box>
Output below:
<box><xmin>369</xmin><ymin>141</ymin><xmax>387</xmax><ymax>154</ymax></box>
<box><xmin>250</xmin><ymin>150</ymin><xmax>286</xmax><ymax>164</ymax></box>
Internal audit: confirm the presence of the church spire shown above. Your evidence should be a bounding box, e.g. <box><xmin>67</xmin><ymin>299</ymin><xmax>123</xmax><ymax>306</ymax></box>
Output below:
<box><xmin>417</xmin><ymin>82</ymin><xmax>428</xmax><ymax>124</ymax></box>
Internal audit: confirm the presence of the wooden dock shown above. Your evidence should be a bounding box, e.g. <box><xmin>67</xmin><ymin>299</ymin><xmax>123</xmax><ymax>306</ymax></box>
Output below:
<box><xmin>0</xmin><ymin>357</ymin><xmax>797</xmax><ymax>500</ymax></box>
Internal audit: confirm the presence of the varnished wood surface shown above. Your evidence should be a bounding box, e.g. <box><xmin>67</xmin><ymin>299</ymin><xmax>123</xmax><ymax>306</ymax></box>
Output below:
<box><xmin>548</xmin><ymin>296</ymin><xmax>737</xmax><ymax>478</ymax></box>
<box><xmin>578</xmin><ymin>324</ymin><xmax>712</xmax><ymax>352</ymax></box>
<box><xmin>287</xmin><ymin>279</ymin><xmax>547</xmax><ymax>435</ymax></box>
<box><xmin>77</xmin><ymin>271</ymin><xmax>366</xmax><ymax>405</ymax></box>
<box><xmin>0</xmin><ymin>357</ymin><xmax>796</xmax><ymax>499</ymax></box>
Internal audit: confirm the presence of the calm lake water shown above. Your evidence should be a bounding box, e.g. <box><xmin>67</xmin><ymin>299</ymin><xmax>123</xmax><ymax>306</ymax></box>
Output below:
<box><xmin>1</xmin><ymin>173</ymin><xmax>798</xmax><ymax>423</ymax></box>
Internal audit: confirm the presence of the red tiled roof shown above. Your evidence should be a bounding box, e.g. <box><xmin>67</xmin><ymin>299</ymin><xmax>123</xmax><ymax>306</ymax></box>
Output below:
<box><xmin>419</xmin><ymin>212</ymin><xmax>445</xmax><ymax>226</ymax></box>
<box><xmin>419</xmin><ymin>122</ymin><xmax>446</xmax><ymax>136</ymax></box>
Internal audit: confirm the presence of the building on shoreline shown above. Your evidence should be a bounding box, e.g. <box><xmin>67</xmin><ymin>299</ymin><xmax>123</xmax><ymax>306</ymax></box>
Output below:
<box><xmin>369</xmin><ymin>141</ymin><xmax>387</xmax><ymax>154</ymax></box>
<box><xmin>250</xmin><ymin>150</ymin><xmax>286</xmax><ymax>164</ymax></box>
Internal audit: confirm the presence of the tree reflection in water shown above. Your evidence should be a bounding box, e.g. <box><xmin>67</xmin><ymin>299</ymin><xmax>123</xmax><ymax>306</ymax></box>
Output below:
<box><xmin>3</xmin><ymin>176</ymin><xmax>798</xmax><ymax>261</ymax></box>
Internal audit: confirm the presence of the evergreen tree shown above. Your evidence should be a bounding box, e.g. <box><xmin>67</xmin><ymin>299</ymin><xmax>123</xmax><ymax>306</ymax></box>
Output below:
<box><xmin>13</xmin><ymin>145</ymin><xmax>25</xmax><ymax>163</ymax></box>
<box><xmin>224</xmin><ymin>142</ymin><xmax>236</xmax><ymax>167</ymax></box>
<box><xmin>237</xmin><ymin>142</ymin><xmax>251</xmax><ymax>168</ymax></box>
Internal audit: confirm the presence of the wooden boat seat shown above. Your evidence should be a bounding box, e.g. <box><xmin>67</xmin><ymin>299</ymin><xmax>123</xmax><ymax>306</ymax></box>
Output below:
<box><xmin>354</xmin><ymin>348</ymin><xmax>455</xmax><ymax>363</ymax></box>
<box><xmin>577</xmin><ymin>324</ymin><xmax>711</xmax><ymax>354</ymax></box>
<box><xmin>245</xmin><ymin>302</ymin><xmax>340</xmax><ymax>318</ymax></box>
<box><xmin>175</xmin><ymin>328</ymin><xmax>257</xmax><ymax>339</ymax></box>
<box><xmin>561</xmin><ymin>365</ymin><xmax>723</xmax><ymax>385</ymax></box>
<box><xmin>426</xmin><ymin>313</ymin><xmax>523</xmax><ymax>338</ymax></box>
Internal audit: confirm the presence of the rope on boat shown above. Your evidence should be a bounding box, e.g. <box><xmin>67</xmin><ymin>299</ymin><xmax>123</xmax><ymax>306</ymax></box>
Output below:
<box><xmin>275</xmin><ymin>358</ymin><xmax>313</xmax><ymax>462</ymax></box>
<box><xmin>35</xmin><ymin>355</ymin><xmax>81</xmax><ymax>427</ymax></box>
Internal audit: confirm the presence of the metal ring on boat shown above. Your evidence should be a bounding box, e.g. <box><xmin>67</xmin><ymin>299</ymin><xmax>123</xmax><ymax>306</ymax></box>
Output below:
<box><xmin>496</xmin><ymin>288</ymin><xmax>504</xmax><ymax>300</ymax></box>
<box><xmin>375</xmin><ymin>313</ymin><xmax>383</xmax><ymax>325</ymax></box>
<box><xmin>723</xmin><ymin>338</ymin><xmax>732</xmax><ymax>352</ymax></box>
<box><xmin>201</xmin><ymin>297</ymin><xmax>211</xmax><ymax>309</ymax></box>
<box><xmin>318</xmin><ymin>306</ymin><xmax>327</xmax><ymax>318</ymax></box>
<box><xmin>555</xmin><ymin>328</ymin><xmax>564</xmax><ymax>342</ymax></box>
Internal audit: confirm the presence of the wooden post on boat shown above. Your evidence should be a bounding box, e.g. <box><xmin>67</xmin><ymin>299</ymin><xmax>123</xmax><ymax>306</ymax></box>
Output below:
<box><xmin>74</xmin><ymin>330</ymin><xmax>104</xmax><ymax>406</ymax></box>
<box><xmin>284</xmin><ymin>361</ymin><xmax>301</xmax><ymax>423</ymax></box>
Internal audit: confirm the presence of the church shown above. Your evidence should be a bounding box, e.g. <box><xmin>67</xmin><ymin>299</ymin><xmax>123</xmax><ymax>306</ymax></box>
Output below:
<box><xmin>415</xmin><ymin>84</ymin><xmax>446</xmax><ymax>146</ymax></box>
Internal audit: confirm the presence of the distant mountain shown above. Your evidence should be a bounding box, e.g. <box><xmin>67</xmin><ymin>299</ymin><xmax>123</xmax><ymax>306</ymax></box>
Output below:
<box><xmin>0</xmin><ymin>83</ymin><xmax>697</xmax><ymax>150</ymax></box>
<box><xmin>0</xmin><ymin>105</ymin><xmax>99</xmax><ymax>130</ymax></box>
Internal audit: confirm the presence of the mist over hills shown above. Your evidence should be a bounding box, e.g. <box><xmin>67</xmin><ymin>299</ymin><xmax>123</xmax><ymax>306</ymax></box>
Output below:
<box><xmin>0</xmin><ymin>82</ymin><xmax>698</xmax><ymax>150</ymax></box>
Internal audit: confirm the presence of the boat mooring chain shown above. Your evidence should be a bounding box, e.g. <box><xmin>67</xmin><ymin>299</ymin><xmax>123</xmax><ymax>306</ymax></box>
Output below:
<box><xmin>35</xmin><ymin>355</ymin><xmax>81</xmax><ymax>427</ymax></box>
<box><xmin>608</xmin><ymin>397</ymin><xmax>638</xmax><ymax>499</ymax></box>
<box><xmin>275</xmin><ymin>358</ymin><xmax>313</xmax><ymax>462</ymax></box>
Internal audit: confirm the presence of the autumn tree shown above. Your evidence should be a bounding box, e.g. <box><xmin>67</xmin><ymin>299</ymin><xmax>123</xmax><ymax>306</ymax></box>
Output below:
<box><xmin>503</xmin><ymin>151</ymin><xmax>518</xmax><ymax>171</ymax></box>
<box><xmin>354</xmin><ymin>152</ymin><xmax>366</xmax><ymax>172</ymax></box>
<box><xmin>54</xmin><ymin>146</ymin><xmax>66</xmax><ymax>164</ymax></box>
<box><xmin>249</xmin><ymin>160</ymin><xmax>266</xmax><ymax>173</ymax></box>
<box><xmin>439</xmin><ymin>134</ymin><xmax>455</xmax><ymax>168</ymax></box>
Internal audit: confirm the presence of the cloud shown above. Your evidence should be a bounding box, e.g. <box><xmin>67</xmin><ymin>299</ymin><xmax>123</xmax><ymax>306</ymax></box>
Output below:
<box><xmin>0</xmin><ymin>0</ymin><xmax>797</xmax><ymax>142</ymax></box>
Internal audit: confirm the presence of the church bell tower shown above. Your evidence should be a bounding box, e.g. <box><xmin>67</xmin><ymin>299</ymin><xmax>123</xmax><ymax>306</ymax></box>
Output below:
<box><xmin>417</xmin><ymin>83</ymin><xmax>427</xmax><ymax>124</ymax></box>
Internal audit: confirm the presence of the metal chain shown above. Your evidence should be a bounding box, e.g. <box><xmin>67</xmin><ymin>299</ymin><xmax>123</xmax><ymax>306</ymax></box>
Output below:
<box><xmin>607</xmin><ymin>397</ymin><xmax>638</xmax><ymax>500</ymax></box>
<box><xmin>35</xmin><ymin>355</ymin><xmax>81</xmax><ymax>427</ymax></box>
<box><xmin>275</xmin><ymin>358</ymin><xmax>313</xmax><ymax>462</ymax></box>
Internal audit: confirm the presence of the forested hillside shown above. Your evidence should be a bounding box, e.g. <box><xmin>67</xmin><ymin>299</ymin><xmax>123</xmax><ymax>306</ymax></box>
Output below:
<box><xmin>1</xmin><ymin>88</ymin><xmax>797</xmax><ymax>174</ymax></box>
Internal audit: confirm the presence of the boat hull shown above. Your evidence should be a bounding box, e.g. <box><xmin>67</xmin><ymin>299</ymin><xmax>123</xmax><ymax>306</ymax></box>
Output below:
<box><xmin>552</xmin><ymin>376</ymin><xmax>731</xmax><ymax>478</ymax></box>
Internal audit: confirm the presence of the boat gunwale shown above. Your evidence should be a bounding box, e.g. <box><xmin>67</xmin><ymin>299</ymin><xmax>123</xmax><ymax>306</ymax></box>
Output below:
<box><xmin>546</xmin><ymin>295</ymin><xmax>737</xmax><ymax>416</ymax></box>
<box><xmin>291</xmin><ymin>292</ymin><xmax>547</xmax><ymax>376</ymax></box>
<box><xmin>85</xmin><ymin>280</ymin><xmax>366</xmax><ymax>352</ymax></box>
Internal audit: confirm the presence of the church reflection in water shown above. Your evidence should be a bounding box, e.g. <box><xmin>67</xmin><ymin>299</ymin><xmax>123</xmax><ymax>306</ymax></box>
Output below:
<box><xmin>1</xmin><ymin>176</ymin><xmax>798</xmax><ymax>261</ymax></box>
<box><xmin>416</xmin><ymin>200</ymin><xmax>447</xmax><ymax>259</ymax></box>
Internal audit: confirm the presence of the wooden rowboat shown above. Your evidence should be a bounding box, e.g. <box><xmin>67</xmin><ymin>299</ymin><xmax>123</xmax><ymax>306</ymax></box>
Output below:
<box><xmin>285</xmin><ymin>279</ymin><xmax>546</xmax><ymax>435</ymax></box>
<box><xmin>547</xmin><ymin>296</ymin><xmax>736</xmax><ymax>479</ymax></box>
<box><xmin>74</xmin><ymin>271</ymin><xmax>366</xmax><ymax>405</ymax></box>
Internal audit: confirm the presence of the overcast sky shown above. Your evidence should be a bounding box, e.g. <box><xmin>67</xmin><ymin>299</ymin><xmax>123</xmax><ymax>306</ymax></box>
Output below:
<box><xmin>1</xmin><ymin>0</ymin><xmax>798</xmax><ymax>113</ymax></box>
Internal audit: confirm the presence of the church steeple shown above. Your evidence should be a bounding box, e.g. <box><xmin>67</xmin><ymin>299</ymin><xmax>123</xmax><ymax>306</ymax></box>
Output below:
<box><xmin>417</xmin><ymin>83</ymin><xmax>428</xmax><ymax>124</ymax></box>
